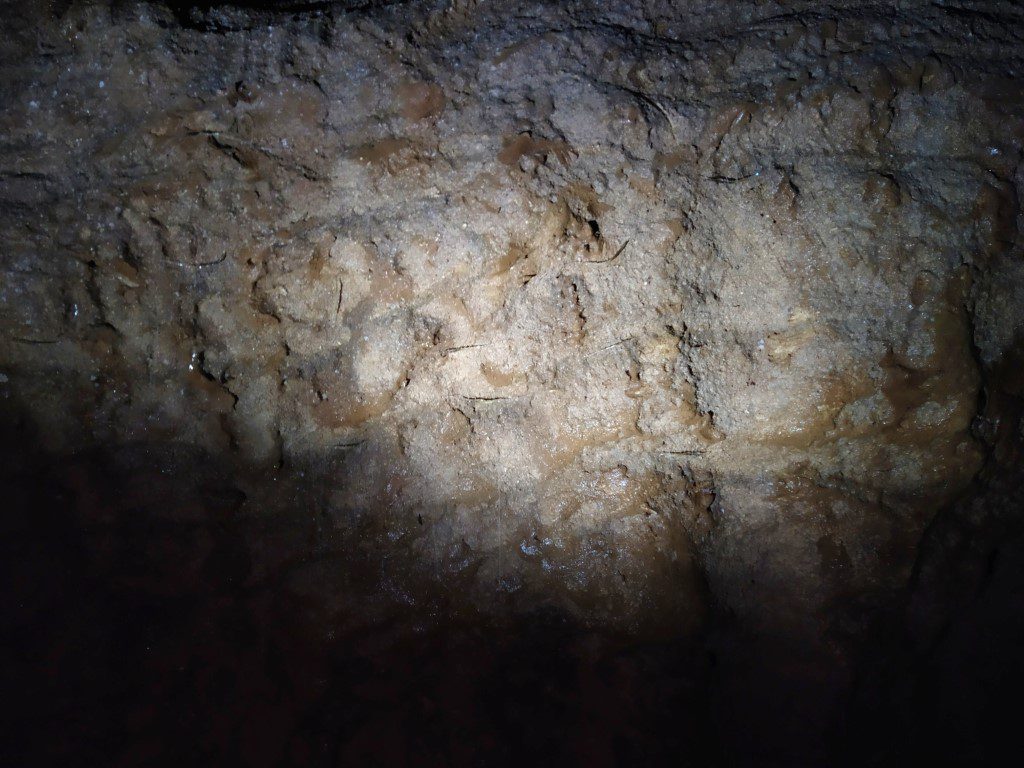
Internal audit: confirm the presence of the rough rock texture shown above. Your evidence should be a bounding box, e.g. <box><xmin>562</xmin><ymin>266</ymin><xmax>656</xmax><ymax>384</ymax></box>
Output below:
<box><xmin>3</xmin><ymin>1</ymin><xmax>1023</xmax><ymax>765</ymax></box>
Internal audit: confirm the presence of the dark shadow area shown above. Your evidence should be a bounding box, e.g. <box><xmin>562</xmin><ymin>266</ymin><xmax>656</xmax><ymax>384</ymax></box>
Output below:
<box><xmin>1</xmin><ymin>433</ymin><xmax>716</xmax><ymax>767</ymax></box>
<box><xmin>155</xmin><ymin>0</ymin><xmax>406</xmax><ymax>30</ymax></box>
<box><xmin>2</xmin><ymin>372</ymin><xmax>1023</xmax><ymax>766</ymax></box>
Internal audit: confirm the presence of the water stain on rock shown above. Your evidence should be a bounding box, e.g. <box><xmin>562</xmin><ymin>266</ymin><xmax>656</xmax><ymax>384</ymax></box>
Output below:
<box><xmin>396</xmin><ymin>80</ymin><xmax>445</xmax><ymax>121</ymax></box>
<box><xmin>498</xmin><ymin>133</ymin><xmax>574</xmax><ymax>168</ymax></box>
<box><xmin>350</xmin><ymin>138</ymin><xmax>417</xmax><ymax>173</ymax></box>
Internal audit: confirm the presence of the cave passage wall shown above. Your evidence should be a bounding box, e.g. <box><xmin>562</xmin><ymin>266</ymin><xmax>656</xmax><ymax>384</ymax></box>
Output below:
<box><xmin>2</xmin><ymin>1</ymin><xmax>1024</xmax><ymax>765</ymax></box>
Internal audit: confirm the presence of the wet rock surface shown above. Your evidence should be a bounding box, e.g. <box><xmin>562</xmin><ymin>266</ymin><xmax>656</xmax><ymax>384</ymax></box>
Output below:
<box><xmin>2</xmin><ymin>1</ymin><xmax>1023</xmax><ymax>765</ymax></box>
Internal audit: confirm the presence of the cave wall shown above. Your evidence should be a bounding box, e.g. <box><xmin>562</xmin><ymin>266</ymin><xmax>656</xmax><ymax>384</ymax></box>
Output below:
<box><xmin>3</xmin><ymin>1</ymin><xmax>1023</xmax><ymax>765</ymax></box>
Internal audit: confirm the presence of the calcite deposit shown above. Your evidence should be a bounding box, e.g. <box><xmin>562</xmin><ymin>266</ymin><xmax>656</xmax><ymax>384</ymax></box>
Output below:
<box><xmin>3</xmin><ymin>1</ymin><xmax>1023</xmax><ymax>765</ymax></box>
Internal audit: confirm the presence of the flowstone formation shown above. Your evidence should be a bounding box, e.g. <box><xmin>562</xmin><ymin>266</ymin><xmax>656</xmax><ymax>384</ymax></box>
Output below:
<box><xmin>3</xmin><ymin>1</ymin><xmax>1023</xmax><ymax>765</ymax></box>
